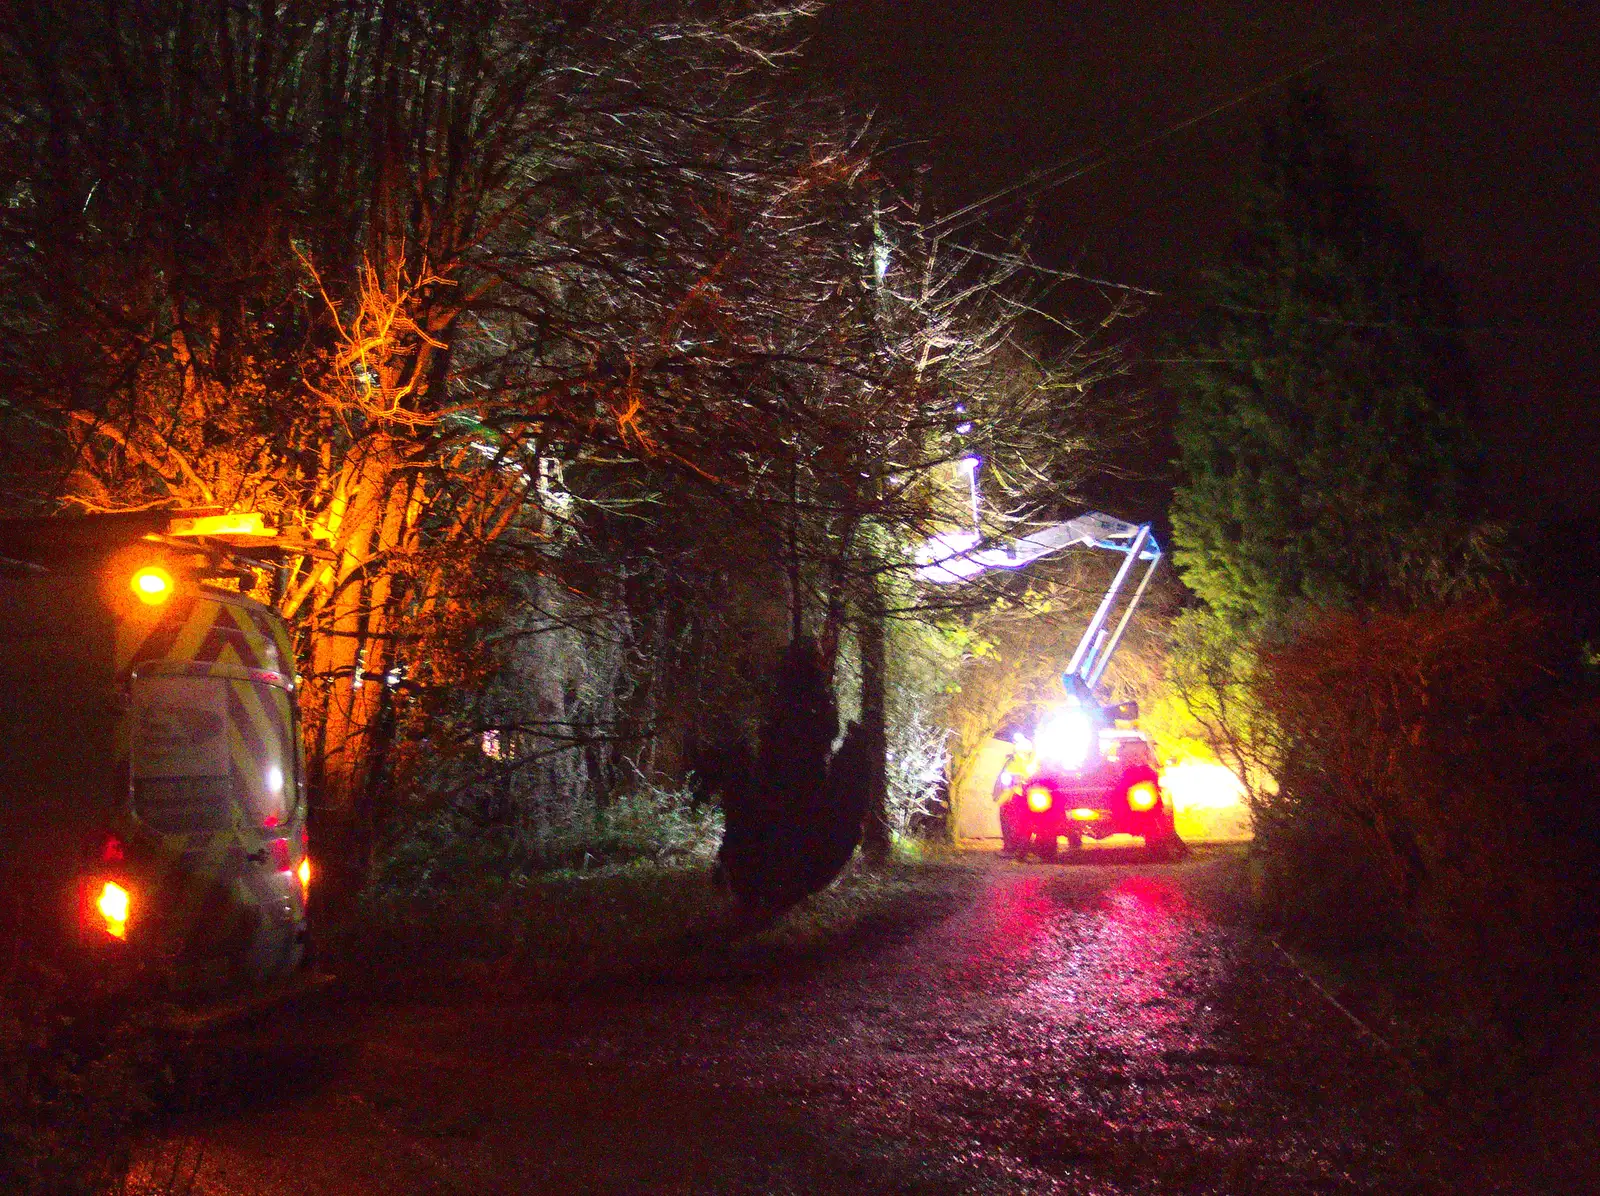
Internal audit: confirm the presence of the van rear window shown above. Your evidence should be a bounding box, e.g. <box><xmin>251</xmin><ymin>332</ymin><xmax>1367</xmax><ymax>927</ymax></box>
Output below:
<box><xmin>135</xmin><ymin>776</ymin><xmax>232</xmax><ymax>833</ymax></box>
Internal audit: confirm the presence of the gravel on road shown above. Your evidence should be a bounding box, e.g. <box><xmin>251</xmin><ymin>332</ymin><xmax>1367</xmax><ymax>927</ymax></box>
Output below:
<box><xmin>135</xmin><ymin>846</ymin><xmax>1468</xmax><ymax>1195</ymax></box>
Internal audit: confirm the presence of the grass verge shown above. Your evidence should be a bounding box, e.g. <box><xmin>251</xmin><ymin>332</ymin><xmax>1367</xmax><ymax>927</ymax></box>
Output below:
<box><xmin>336</xmin><ymin>847</ymin><xmax>973</xmax><ymax>999</ymax></box>
<box><xmin>1250</xmin><ymin>859</ymin><xmax>1600</xmax><ymax>1193</ymax></box>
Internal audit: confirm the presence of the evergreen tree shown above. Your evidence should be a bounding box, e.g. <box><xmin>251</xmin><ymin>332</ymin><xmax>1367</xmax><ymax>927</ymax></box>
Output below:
<box><xmin>1169</xmin><ymin>89</ymin><xmax>1482</xmax><ymax>625</ymax></box>
<box><xmin>718</xmin><ymin>637</ymin><xmax>851</xmax><ymax>910</ymax></box>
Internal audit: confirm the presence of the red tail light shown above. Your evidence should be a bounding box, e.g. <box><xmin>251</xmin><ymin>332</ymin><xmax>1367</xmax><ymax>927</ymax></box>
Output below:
<box><xmin>1026</xmin><ymin>786</ymin><xmax>1053</xmax><ymax>813</ymax></box>
<box><xmin>269</xmin><ymin>837</ymin><xmax>292</xmax><ymax>871</ymax></box>
<box><xmin>94</xmin><ymin>881</ymin><xmax>130</xmax><ymax>940</ymax></box>
<box><xmin>1127</xmin><ymin>781</ymin><xmax>1160</xmax><ymax>811</ymax></box>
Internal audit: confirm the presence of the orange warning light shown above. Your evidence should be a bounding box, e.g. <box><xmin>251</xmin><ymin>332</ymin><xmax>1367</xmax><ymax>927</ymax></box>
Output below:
<box><xmin>130</xmin><ymin>565</ymin><xmax>175</xmax><ymax>606</ymax></box>
<box><xmin>95</xmin><ymin>881</ymin><xmax>130</xmax><ymax>939</ymax></box>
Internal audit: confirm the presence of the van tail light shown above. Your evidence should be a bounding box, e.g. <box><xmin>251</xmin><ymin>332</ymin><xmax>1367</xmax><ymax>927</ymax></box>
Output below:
<box><xmin>1026</xmin><ymin>786</ymin><xmax>1053</xmax><ymax>813</ymax></box>
<box><xmin>1127</xmin><ymin>782</ymin><xmax>1160</xmax><ymax>812</ymax></box>
<box><xmin>267</xmin><ymin>837</ymin><xmax>310</xmax><ymax>906</ymax></box>
<box><xmin>95</xmin><ymin>881</ymin><xmax>130</xmax><ymax>940</ymax></box>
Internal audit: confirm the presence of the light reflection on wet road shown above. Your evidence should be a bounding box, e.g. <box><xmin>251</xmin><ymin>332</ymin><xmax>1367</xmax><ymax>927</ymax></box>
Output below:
<box><xmin>145</xmin><ymin>849</ymin><xmax>1458</xmax><ymax>1194</ymax></box>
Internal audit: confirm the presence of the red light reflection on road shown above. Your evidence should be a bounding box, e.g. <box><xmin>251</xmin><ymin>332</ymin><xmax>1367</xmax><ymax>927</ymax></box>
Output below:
<box><xmin>958</xmin><ymin>876</ymin><xmax>1055</xmax><ymax>987</ymax></box>
<box><xmin>1015</xmin><ymin>873</ymin><xmax>1213</xmax><ymax>1065</ymax></box>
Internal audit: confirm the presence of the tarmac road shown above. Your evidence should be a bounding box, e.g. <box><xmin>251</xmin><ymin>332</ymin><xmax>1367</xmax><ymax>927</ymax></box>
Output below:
<box><xmin>136</xmin><ymin>846</ymin><xmax>1462</xmax><ymax>1195</ymax></box>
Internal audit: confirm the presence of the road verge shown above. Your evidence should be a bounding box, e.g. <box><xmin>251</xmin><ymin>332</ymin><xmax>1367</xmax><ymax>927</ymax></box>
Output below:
<box><xmin>333</xmin><ymin>852</ymin><xmax>974</xmax><ymax>998</ymax></box>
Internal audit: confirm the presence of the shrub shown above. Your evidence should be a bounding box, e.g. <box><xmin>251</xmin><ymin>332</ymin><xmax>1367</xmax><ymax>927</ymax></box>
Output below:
<box><xmin>884</xmin><ymin>708</ymin><xmax>949</xmax><ymax>841</ymax></box>
<box><xmin>1252</xmin><ymin>601</ymin><xmax>1600</xmax><ymax>1093</ymax></box>
<box><xmin>376</xmin><ymin>773</ymin><xmax>722</xmax><ymax>898</ymax></box>
<box><xmin>0</xmin><ymin>975</ymin><xmax>159</xmax><ymax>1196</ymax></box>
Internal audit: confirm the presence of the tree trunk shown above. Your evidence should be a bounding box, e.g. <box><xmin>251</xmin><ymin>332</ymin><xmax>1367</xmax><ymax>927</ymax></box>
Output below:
<box><xmin>859</xmin><ymin>572</ymin><xmax>891</xmax><ymax>863</ymax></box>
<box><xmin>309</xmin><ymin>446</ymin><xmax>392</xmax><ymax>824</ymax></box>
<box><xmin>788</xmin><ymin>455</ymin><xmax>804</xmax><ymax>642</ymax></box>
<box><xmin>353</xmin><ymin>469</ymin><xmax>413</xmax><ymax>866</ymax></box>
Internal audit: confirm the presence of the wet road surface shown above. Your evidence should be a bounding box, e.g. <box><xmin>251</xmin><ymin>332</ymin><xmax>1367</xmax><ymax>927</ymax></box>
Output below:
<box><xmin>141</xmin><ymin>847</ymin><xmax>1459</xmax><ymax>1194</ymax></box>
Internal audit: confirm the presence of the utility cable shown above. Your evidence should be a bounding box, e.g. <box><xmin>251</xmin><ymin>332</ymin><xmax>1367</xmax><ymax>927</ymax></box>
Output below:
<box><xmin>942</xmin><ymin>245</ymin><xmax>1570</xmax><ymax>337</ymax></box>
<box><xmin>923</xmin><ymin>15</ymin><xmax>1409</xmax><ymax>240</ymax></box>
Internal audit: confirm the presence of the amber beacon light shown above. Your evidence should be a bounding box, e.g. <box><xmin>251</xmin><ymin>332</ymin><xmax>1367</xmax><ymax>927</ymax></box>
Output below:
<box><xmin>129</xmin><ymin>565</ymin><xmax>175</xmax><ymax>606</ymax></box>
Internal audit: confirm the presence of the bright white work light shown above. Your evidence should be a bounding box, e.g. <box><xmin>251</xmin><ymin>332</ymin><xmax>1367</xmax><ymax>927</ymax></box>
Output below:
<box><xmin>1035</xmin><ymin>710</ymin><xmax>1094</xmax><ymax>768</ymax></box>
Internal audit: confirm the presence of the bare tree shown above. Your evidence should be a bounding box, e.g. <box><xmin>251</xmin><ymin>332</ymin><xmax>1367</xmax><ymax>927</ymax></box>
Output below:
<box><xmin>0</xmin><ymin>1</ymin><xmax>1135</xmax><ymax>881</ymax></box>
<box><xmin>0</xmin><ymin>0</ymin><xmax>850</xmax><ymax>826</ymax></box>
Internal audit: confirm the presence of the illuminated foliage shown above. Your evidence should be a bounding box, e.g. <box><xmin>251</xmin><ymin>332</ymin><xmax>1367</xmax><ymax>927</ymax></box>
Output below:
<box><xmin>0</xmin><ymin>0</ymin><xmax>866</xmax><ymax>820</ymax></box>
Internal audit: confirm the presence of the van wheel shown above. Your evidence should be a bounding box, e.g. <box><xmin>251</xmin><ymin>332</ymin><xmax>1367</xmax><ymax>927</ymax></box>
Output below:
<box><xmin>1033</xmin><ymin>833</ymin><xmax>1058</xmax><ymax>862</ymax></box>
<box><xmin>1066</xmin><ymin>830</ymin><xmax>1084</xmax><ymax>851</ymax></box>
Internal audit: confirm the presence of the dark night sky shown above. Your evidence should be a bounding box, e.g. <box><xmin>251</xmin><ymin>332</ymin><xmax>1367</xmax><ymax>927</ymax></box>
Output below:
<box><xmin>803</xmin><ymin>1</ymin><xmax>1600</xmax><ymax>519</ymax></box>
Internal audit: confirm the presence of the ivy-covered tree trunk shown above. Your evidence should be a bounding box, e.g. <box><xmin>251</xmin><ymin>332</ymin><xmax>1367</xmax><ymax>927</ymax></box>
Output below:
<box><xmin>858</xmin><ymin>575</ymin><xmax>891</xmax><ymax>863</ymax></box>
<box><xmin>718</xmin><ymin>635</ymin><xmax>880</xmax><ymax>911</ymax></box>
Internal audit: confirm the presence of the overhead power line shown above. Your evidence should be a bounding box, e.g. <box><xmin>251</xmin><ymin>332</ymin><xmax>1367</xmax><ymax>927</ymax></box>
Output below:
<box><xmin>922</xmin><ymin>15</ymin><xmax>1409</xmax><ymax>241</ymax></box>
<box><xmin>943</xmin><ymin>241</ymin><xmax>1569</xmax><ymax>338</ymax></box>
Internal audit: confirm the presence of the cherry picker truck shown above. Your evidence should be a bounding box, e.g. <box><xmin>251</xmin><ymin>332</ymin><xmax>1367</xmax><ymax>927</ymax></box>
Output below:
<box><xmin>918</xmin><ymin>513</ymin><xmax>1178</xmax><ymax>860</ymax></box>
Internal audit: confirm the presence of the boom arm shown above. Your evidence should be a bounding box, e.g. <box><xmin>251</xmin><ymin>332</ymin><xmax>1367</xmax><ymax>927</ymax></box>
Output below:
<box><xmin>915</xmin><ymin>511</ymin><xmax>1162</xmax><ymax>698</ymax></box>
<box><xmin>1064</xmin><ymin>522</ymin><xmax>1161</xmax><ymax>691</ymax></box>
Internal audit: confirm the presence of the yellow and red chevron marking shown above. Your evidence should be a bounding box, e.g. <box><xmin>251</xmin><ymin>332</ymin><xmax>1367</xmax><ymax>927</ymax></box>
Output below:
<box><xmin>105</xmin><ymin>588</ymin><xmax>302</xmax><ymax>969</ymax></box>
<box><xmin>227</xmin><ymin>674</ymin><xmax>295</xmax><ymax>815</ymax></box>
<box><xmin>115</xmin><ymin>593</ymin><xmax>288</xmax><ymax>678</ymax></box>
<box><xmin>114</xmin><ymin>596</ymin><xmax>197</xmax><ymax>675</ymax></box>
<box><xmin>129</xmin><ymin>826</ymin><xmax>255</xmax><ymax>960</ymax></box>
